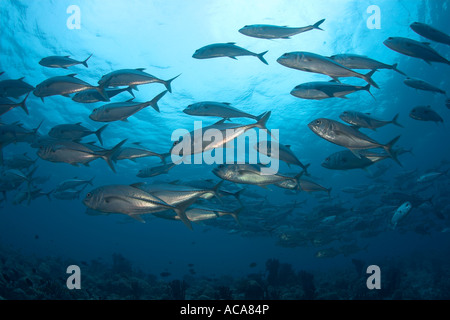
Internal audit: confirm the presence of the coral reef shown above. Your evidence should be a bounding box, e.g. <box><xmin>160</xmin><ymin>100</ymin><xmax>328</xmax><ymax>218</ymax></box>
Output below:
<box><xmin>1</xmin><ymin>244</ymin><xmax>450</xmax><ymax>300</ymax></box>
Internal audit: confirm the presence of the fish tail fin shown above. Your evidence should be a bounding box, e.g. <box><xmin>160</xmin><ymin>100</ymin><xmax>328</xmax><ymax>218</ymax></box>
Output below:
<box><xmin>19</xmin><ymin>93</ymin><xmax>30</xmax><ymax>115</ymax></box>
<box><xmin>231</xmin><ymin>208</ymin><xmax>242</xmax><ymax>227</ymax></box>
<box><xmin>391</xmin><ymin>113</ymin><xmax>404</xmax><ymax>128</ymax></box>
<box><xmin>95</xmin><ymin>83</ymin><xmax>110</xmax><ymax>102</ymax></box>
<box><xmin>383</xmin><ymin>135</ymin><xmax>402</xmax><ymax>167</ymax></box>
<box><xmin>313</xmin><ymin>18</ymin><xmax>325</xmax><ymax>30</ymax></box>
<box><xmin>391</xmin><ymin>63</ymin><xmax>406</xmax><ymax>76</ymax></box>
<box><xmin>302</xmin><ymin>163</ymin><xmax>311</xmax><ymax>176</ymax></box>
<box><xmin>147</xmin><ymin>90</ymin><xmax>168</xmax><ymax>113</ymax></box>
<box><xmin>294</xmin><ymin>171</ymin><xmax>304</xmax><ymax>181</ymax></box>
<box><xmin>102</xmin><ymin>139</ymin><xmax>127</xmax><ymax>173</ymax></box>
<box><xmin>255</xmin><ymin>112</ymin><xmax>268</xmax><ymax>122</ymax></box>
<box><xmin>126</xmin><ymin>86</ymin><xmax>135</xmax><ymax>98</ymax></box>
<box><xmin>363</xmin><ymin>69</ymin><xmax>379</xmax><ymax>89</ymax></box>
<box><xmin>362</xmin><ymin>84</ymin><xmax>376</xmax><ymax>100</ymax></box>
<box><xmin>255</xmin><ymin>111</ymin><xmax>275</xmax><ymax>138</ymax></box>
<box><xmin>95</xmin><ymin>124</ymin><xmax>108</xmax><ymax>146</ymax></box>
<box><xmin>212</xmin><ymin>180</ymin><xmax>224</xmax><ymax>203</ymax></box>
<box><xmin>82</xmin><ymin>53</ymin><xmax>93</xmax><ymax>68</ymax></box>
<box><xmin>32</xmin><ymin>120</ymin><xmax>44</xmax><ymax>135</ymax></box>
<box><xmin>45</xmin><ymin>190</ymin><xmax>53</xmax><ymax>201</ymax></box>
<box><xmin>159</xmin><ymin>152</ymin><xmax>170</xmax><ymax>164</ymax></box>
<box><xmin>164</xmin><ymin>74</ymin><xmax>181</xmax><ymax>93</ymax></box>
<box><xmin>257</xmin><ymin>50</ymin><xmax>269</xmax><ymax>65</ymax></box>
<box><xmin>173</xmin><ymin>202</ymin><xmax>193</xmax><ymax>230</ymax></box>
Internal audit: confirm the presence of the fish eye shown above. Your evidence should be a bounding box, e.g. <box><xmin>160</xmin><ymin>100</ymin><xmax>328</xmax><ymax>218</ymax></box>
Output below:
<box><xmin>86</xmin><ymin>192</ymin><xmax>92</xmax><ymax>198</ymax></box>
<box><xmin>315</xmin><ymin>120</ymin><xmax>322</xmax><ymax>125</ymax></box>
<box><xmin>325</xmin><ymin>157</ymin><xmax>330</xmax><ymax>161</ymax></box>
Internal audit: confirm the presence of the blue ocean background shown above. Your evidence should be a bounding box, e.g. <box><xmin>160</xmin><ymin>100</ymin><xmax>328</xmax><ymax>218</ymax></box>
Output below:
<box><xmin>0</xmin><ymin>0</ymin><xmax>449</xmax><ymax>299</ymax></box>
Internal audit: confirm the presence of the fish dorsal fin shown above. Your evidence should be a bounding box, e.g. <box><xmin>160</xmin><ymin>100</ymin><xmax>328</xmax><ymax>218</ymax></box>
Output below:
<box><xmin>285</xmin><ymin>145</ymin><xmax>291</xmax><ymax>149</ymax></box>
<box><xmin>64</xmin><ymin>55</ymin><xmax>71</xmax><ymax>58</ymax></box>
<box><xmin>328</xmin><ymin>80</ymin><xmax>338</xmax><ymax>83</ymax></box>
<box><xmin>66</xmin><ymin>73</ymin><xmax>77</xmax><ymax>77</ymax></box>
<box><xmin>227</xmin><ymin>42</ymin><xmax>236</xmax><ymax>45</ymax></box>
<box><xmin>135</xmin><ymin>68</ymin><xmax>146</xmax><ymax>71</ymax></box>
<box><xmin>222</xmin><ymin>102</ymin><xmax>231</xmax><ymax>105</ymax></box>
<box><xmin>130</xmin><ymin>182</ymin><xmax>145</xmax><ymax>188</ymax></box>
<box><xmin>126</xmin><ymin>98</ymin><xmax>134</xmax><ymax>102</ymax></box>
<box><xmin>17</xmin><ymin>77</ymin><xmax>25</xmax><ymax>81</ymax></box>
<box><xmin>75</xmin><ymin>122</ymin><xmax>82</xmax><ymax>125</ymax></box>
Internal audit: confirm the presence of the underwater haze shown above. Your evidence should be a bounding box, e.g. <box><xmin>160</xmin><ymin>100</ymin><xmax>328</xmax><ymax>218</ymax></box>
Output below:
<box><xmin>1</xmin><ymin>0</ymin><xmax>450</xmax><ymax>300</ymax></box>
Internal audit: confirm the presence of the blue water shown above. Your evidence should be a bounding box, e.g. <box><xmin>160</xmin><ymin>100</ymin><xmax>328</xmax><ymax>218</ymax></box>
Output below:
<box><xmin>1</xmin><ymin>0</ymin><xmax>450</xmax><ymax>300</ymax></box>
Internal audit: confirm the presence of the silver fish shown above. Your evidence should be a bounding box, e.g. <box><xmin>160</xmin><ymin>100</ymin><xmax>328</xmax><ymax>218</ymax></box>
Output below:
<box><xmin>53</xmin><ymin>189</ymin><xmax>85</xmax><ymax>200</ymax></box>
<box><xmin>410</xmin><ymin>22</ymin><xmax>450</xmax><ymax>46</ymax></box>
<box><xmin>72</xmin><ymin>86</ymin><xmax>134</xmax><ymax>103</ymax></box>
<box><xmin>0</xmin><ymin>77</ymin><xmax>35</xmax><ymax>98</ymax></box>
<box><xmin>322</xmin><ymin>150</ymin><xmax>390</xmax><ymax>170</ymax></box>
<box><xmin>33</xmin><ymin>74</ymin><xmax>109</xmax><ymax>102</ymax></box>
<box><xmin>308</xmin><ymin>118</ymin><xmax>401</xmax><ymax>165</ymax></box>
<box><xmin>339</xmin><ymin>111</ymin><xmax>403</xmax><ymax>130</ymax></box>
<box><xmin>277</xmin><ymin>52</ymin><xmax>379</xmax><ymax>88</ymax></box>
<box><xmin>39</xmin><ymin>54</ymin><xmax>93</xmax><ymax>69</ymax></box>
<box><xmin>83</xmin><ymin>184</ymin><xmax>175</xmax><ymax>221</ymax></box>
<box><xmin>383</xmin><ymin>37</ymin><xmax>450</xmax><ymax>65</ymax></box>
<box><xmin>56</xmin><ymin>177</ymin><xmax>95</xmax><ymax>192</ymax></box>
<box><xmin>89</xmin><ymin>90</ymin><xmax>167</xmax><ymax>122</ymax></box>
<box><xmin>0</xmin><ymin>93</ymin><xmax>29</xmax><ymax>116</ymax></box>
<box><xmin>183</xmin><ymin>101</ymin><xmax>266</xmax><ymax>121</ymax></box>
<box><xmin>409</xmin><ymin>105</ymin><xmax>443</xmax><ymax>123</ymax></box>
<box><xmin>238</xmin><ymin>19</ymin><xmax>325</xmax><ymax>39</ymax></box>
<box><xmin>329</xmin><ymin>54</ymin><xmax>406</xmax><ymax>75</ymax></box>
<box><xmin>254</xmin><ymin>140</ymin><xmax>310</xmax><ymax>173</ymax></box>
<box><xmin>37</xmin><ymin>139</ymin><xmax>126</xmax><ymax>173</ymax></box>
<box><xmin>291</xmin><ymin>81</ymin><xmax>373</xmax><ymax>100</ymax></box>
<box><xmin>212</xmin><ymin>163</ymin><xmax>298</xmax><ymax>186</ymax></box>
<box><xmin>193</xmin><ymin>42</ymin><xmax>268</xmax><ymax>65</ymax></box>
<box><xmin>403</xmin><ymin>77</ymin><xmax>446</xmax><ymax>95</ymax></box>
<box><xmin>98</xmin><ymin>68</ymin><xmax>180</xmax><ymax>93</ymax></box>
<box><xmin>112</xmin><ymin>143</ymin><xmax>166</xmax><ymax>163</ymax></box>
<box><xmin>170</xmin><ymin>112</ymin><xmax>272</xmax><ymax>157</ymax></box>
<box><xmin>137</xmin><ymin>162</ymin><xmax>176</xmax><ymax>178</ymax></box>
<box><xmin>298</xmin><ymin>178</ymin><xmax>331</xmax><ymax>196</ymax></box>
<box><xmin>49</xmin><ymin>123</ymin><xmax>108</xmax><ymax>145</ymax></box>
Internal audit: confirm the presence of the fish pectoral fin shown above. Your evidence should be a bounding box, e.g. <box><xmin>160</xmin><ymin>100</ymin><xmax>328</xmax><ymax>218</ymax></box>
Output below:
<box><xmin>349</xmin><ymin>149</ymin><xmax>362</xmax><ymax>159</ymax></box>
<box><xmin>129</xmin><ymin>214</ymin><xmax>146</xmax><ymax>223</ymax></box>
